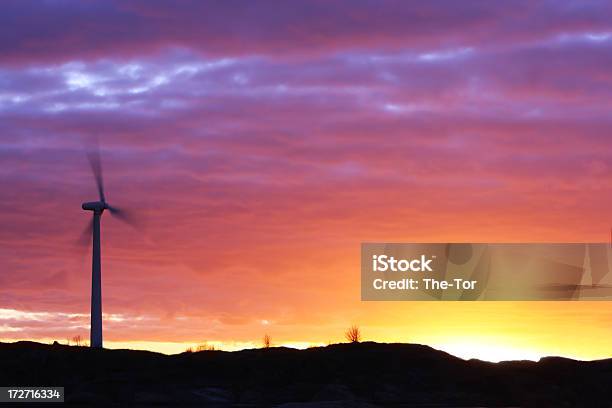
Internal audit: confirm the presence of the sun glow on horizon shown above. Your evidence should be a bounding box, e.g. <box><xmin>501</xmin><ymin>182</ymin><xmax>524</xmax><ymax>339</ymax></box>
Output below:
<box><xmin>432</xmin><ymin>341</ymin><xmax>544</xmax><ymax>362</ymax></box>
<box><xmin>3</xmin><ymin>301</ymin><xmax>612</xmax><ymax>363</ymax></box>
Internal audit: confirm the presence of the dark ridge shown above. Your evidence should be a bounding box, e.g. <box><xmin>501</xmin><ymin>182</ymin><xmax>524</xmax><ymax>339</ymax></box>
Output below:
<box><xmin>1</xmin><ymin>341</ymin><xmax>611</xmax><ymax>407</ymax></box>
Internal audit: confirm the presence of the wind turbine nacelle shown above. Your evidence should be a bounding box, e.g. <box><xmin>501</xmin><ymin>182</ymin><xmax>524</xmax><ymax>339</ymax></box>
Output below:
<box><xmin>82</xmin><ymin>201</ymin><xmax>107</xmax><ymax>212</ymax></box>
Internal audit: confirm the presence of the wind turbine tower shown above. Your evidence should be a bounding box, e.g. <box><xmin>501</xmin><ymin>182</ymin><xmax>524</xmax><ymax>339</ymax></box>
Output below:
<box><xmin>82</xmin><ymin>150</ymin><xmax>134</xmax><ymax>348</ymax></box>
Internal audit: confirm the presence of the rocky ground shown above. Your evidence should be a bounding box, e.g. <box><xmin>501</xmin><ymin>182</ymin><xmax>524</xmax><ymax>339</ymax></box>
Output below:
<box><xmin>1</xmin><ymin>341</ymin><xmax>611</xmax><ymax>407</ymax></box>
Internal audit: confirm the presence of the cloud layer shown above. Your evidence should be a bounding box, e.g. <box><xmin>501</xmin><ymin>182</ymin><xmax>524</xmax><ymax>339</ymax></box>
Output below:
<box><xmin>1</xmin><ymin>1</ymin><xmax>611</xmax><ymax>358</ymax></box>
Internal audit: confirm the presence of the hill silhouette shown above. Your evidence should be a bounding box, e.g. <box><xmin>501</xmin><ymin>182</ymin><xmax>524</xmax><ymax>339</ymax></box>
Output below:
<box><xmin>1</xmin><ymin>341</ymin><xmax>610</xmax><ymax>407</ymax></box>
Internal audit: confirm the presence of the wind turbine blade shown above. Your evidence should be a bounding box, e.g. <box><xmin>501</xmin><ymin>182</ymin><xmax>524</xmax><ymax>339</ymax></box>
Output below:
<box><xmin>87</xmin><ymin>149</ymin><xmax>106</xmax><ymax>202</ymax></box>
<box><xmin>78</xmin><ymin>218</ymin><xmax>94</xmax><ymax>247</ymax></box>
<box><xmin>107</xmin><ymin>205</ymin><xmax>140</xmax><ymax>228</ymax></box>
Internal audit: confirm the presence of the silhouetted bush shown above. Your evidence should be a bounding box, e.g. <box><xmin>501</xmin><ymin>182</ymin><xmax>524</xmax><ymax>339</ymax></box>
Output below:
<box><xmin>263</xmin><ymin>334</ymin><xmax>271</xmax><ymax>349</ymax></box>
<box><xmin>345</xmin><ymin>325</ymin><xmax>361</xmax><ymax>343</ymax></box>
<box><xmin>196</xmin><ymin>342</ymin><xmax>216</xmax><ymax>351</ymax></box>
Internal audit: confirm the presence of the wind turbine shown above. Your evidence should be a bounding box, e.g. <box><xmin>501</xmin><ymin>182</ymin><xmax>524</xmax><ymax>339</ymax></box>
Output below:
<box><xmin>81</xmin><ymin>149</ymin><xmax>135</xmax><ymax>348</ymax></box>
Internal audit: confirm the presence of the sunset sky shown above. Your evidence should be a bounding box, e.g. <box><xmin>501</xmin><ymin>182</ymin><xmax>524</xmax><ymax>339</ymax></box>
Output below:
<box><xmin>1</xmin><ymin>1</ymin><xmax>612</xmax><ymax>362</ymax></box>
